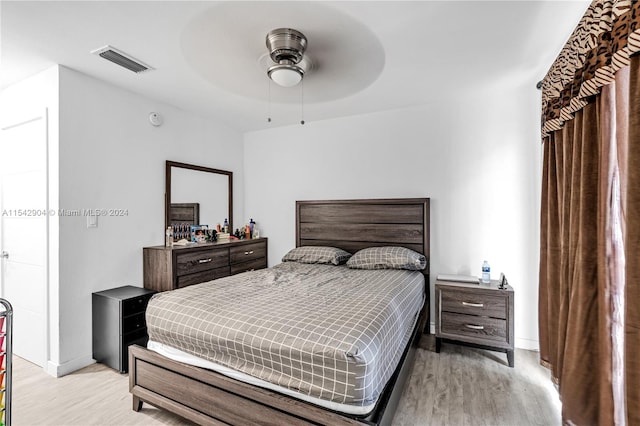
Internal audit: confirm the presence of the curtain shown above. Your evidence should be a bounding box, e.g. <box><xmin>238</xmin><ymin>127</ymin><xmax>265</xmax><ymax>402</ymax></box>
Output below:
<box><xmin>626</xmin><ymin>52</ymin><xmax>640</xmax><ymax>426</ymax></box>
<box><xmin>539</xmin><ymin>1</ymin><xmax>640</xmax><ymax>424</ymax></box>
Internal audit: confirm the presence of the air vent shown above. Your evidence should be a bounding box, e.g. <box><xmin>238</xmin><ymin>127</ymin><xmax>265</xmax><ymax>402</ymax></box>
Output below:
<box><xmin>90</xmin><ymin>45</ymin><xmax>153</xmax><ymax>73</ymax></box>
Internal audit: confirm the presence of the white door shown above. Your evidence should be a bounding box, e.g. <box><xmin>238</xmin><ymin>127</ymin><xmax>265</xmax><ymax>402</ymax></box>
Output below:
<box><xmin>0</xmin><ymin>110</ymin><xmax>48</xmax><ymax>367</ymax></box>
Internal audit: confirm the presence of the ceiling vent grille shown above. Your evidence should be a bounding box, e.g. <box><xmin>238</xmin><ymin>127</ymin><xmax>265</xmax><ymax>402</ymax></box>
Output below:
<box><xmin>90</xmin><ymin>45</ymin><xmax>153</xmax><ymax>73</ymax></box>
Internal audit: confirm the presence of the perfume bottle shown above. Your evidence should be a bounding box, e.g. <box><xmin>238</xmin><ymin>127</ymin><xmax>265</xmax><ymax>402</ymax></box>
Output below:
<box><xmin>165</xmin><ymin>226</ymin><xmax>173</xmax><ymax>247</ymax></box>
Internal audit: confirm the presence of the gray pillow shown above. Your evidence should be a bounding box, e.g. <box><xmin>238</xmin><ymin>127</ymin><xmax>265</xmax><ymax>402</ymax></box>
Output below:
<box><xmin>282</xmin><ymin>246</ymin><xmax>352</xmax><ymax>265</ymax></box>
<box><xmin>346</xmin><ymin>246</ymin><xmax>427</xmax><ymax>271</ymax></box>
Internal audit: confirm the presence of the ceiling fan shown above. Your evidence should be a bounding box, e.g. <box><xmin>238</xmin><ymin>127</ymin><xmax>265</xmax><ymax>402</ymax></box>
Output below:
<box><xmin>265</xmin><ymin>28</ymin><xmax>312</xmax><ymax>88</ymax></box>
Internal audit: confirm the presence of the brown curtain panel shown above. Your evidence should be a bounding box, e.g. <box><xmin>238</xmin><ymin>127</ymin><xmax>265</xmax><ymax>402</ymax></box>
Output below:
<box><xmin>626</xmin><ymin>53</ymin><xmax>640</xmax><ymax>426</ymax></box>
<box><xmin>539</xmin><ymin>1</ymin><xmax>640</xmax><ymax>424</ymax></box>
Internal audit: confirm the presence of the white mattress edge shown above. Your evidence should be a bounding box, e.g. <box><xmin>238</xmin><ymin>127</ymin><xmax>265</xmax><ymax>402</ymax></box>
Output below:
<box><xmin>146</xmin><ymin>340</ymin><xmax>377</xmax><ymax>417</ymax></box>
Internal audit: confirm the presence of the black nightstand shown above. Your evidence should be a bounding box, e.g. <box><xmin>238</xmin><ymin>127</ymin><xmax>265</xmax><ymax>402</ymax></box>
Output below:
<box><xmin>92</xmin><ymin>285</ymin><xmax>156</xmax><ymax>373</ymax></box>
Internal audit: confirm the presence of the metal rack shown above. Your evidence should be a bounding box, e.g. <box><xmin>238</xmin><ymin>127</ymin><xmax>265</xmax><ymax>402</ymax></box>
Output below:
<box><xmin>0</xmin><ymin>299</ymin><xmax>12</xmax><ymax>426</ymax></box>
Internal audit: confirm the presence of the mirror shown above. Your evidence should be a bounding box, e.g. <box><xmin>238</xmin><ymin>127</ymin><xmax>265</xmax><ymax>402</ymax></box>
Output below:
<box><xmin>165</xmin><ymin>161</ymin><xmax>233</xmax><ymax>236</ymax></box>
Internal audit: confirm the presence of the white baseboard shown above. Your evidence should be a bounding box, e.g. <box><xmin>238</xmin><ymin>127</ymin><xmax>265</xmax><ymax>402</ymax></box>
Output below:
<box><xmin>46</xmin><ymin>355</ymin><xmax>95</xmax><ymax>377</ymax></box>
<box><xmin>515</xmin><ymin>337</ymin><xmax>540</xmax><ymax>351</ymax></box>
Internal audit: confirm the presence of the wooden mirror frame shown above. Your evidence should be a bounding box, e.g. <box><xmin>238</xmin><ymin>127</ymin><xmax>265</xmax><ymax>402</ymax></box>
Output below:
<box><xmin>165</xmin><ymin>160</ymin><xmax>233</xmax><ymax>232</ymax></box>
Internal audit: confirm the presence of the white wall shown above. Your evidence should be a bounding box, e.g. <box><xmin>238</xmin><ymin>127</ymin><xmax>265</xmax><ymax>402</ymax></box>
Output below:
<box><xmin>244</xmin><ymin>80</ymin><xmax>542</xmax><ymax>349</ymax></box>
<box><xmin>55</xmin><ymin>67</ymin><xmax>244</xmax><ymax>374</ymax></box>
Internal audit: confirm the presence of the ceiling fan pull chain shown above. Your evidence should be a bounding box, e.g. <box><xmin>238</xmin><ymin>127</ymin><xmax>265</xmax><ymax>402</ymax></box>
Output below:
<box><xmin>267</xmin><ymin>78</ymin><xmax>272</xmax><ymax>123</ymax></box>
<box><xmin>300</xmin><ymin>80</ymin><xmax>305</xmax><ymax>125</ymax></box>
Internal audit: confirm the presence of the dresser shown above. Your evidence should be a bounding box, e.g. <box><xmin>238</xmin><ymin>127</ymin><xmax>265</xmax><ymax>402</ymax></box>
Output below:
<box><xmin>435</xmin><ymin>278</ymin><xmax>514</xmax><ymax>367</ymax></box>
<box><xmin>92</xmin><ymin>285</ymin><xmax>156</xmax><ymax>373</ymax></box>
<box><xmin>143</xmin><ymin>238</ymin><xmax>268</xmax><ymax>292</ymax></box>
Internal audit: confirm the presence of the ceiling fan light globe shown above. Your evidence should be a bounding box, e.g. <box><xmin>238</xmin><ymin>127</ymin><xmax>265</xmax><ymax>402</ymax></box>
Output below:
<box><xmin>268</xmin><ymin>64</ymin><xmax>304</xmax><ymax>87</ymax></box>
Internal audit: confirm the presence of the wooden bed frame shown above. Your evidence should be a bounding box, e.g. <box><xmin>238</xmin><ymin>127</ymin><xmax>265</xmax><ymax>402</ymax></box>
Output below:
<box><xmin>129</xmin><ymin>198</ymin><xmax>430</xmax><ymax>425</ymax></box>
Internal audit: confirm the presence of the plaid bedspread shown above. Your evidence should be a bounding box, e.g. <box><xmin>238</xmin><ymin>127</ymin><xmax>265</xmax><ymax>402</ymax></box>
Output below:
<box><xmin>145</xmin><ymin>262</ymin><xmax>424</xmax><ymax>407</ymax></box>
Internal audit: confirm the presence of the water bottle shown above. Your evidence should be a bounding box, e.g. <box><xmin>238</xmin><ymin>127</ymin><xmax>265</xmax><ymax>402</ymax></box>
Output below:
<box><xmin>482</xmin><ymin>260</ymin><xmax>491</xmax><ymax>283</ymax></box>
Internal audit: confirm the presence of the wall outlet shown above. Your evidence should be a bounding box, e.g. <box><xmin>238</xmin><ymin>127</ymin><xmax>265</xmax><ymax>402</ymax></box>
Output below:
<box><xmin>87</xmin><ymin>215</ymin><xmax>98</xmax><ymax>228</ymax></box>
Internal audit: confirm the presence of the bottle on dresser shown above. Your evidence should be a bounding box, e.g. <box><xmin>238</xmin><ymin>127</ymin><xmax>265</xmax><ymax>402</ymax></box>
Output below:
<box><xmin>481</xmin><ymin>260</ymin><xmax>491</xmax><ymax>283</ymax></box>
<box><xmin>165</xmin><ymin>226</ymin><xmax>173</xmax><ymax>247</ymax></box>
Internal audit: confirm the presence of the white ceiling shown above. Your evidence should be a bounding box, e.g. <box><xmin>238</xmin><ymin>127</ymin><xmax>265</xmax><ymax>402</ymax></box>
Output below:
<box><xmin>1</xmin><ymin>1</ymin><xmax>590</xmax><ymax>133</ymax></box>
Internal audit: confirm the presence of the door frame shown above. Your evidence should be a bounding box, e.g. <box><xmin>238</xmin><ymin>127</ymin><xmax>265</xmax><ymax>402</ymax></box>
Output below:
<box><xmin>0</xmin><ymin>107</ymin><xmax>50</xmax><ymax>371</ymax></box>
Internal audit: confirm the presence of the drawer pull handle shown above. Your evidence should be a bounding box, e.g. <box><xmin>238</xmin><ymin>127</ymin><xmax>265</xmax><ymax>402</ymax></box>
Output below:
<box><xmin>462</xmin><ymin>301</ymin><xmax>484</xmax><ymax>308</ymax></box>
<box><xmin>244</xmin><ymin>250</ymin><xmax>254</xmax><ymax>255</ymax></box>
<box><xmin>198</xmin><ymin>258</ymin><xmax>213</xmax><ymax>263</ymax></box>
<box><xmin>465</xmin><ymin>324</ymin><xmax>485</xmax><ymax>330</ymax></box>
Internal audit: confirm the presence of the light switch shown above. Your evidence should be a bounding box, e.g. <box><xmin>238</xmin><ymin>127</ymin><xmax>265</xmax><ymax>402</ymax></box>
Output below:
<box><xmin>87</xmin><ymin>214</ymin><xmax>98</xmax><ymax>228</ymax></box>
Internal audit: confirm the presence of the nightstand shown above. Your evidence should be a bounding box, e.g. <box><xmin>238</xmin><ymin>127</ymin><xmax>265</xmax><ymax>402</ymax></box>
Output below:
<box><xmin>92</xmin><ymin>285</ymin><xmax>156</xmax><ymax>373</ymax></box>
<box><xmin>435</xmin><ymin>278</ymin><xmax>514</xmax><ymax>367</ymax></box>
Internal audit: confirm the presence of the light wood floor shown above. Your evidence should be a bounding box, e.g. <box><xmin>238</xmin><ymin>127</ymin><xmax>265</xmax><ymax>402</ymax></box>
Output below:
<box><xmin>395</xmin><ymin>339</ymin><xmax>561</xmax><ymax>425</ymax></box>
<box><xmin>13</xmin><ymin>341</ymin><xmax>560</xmax><ymax>425</ymax></box>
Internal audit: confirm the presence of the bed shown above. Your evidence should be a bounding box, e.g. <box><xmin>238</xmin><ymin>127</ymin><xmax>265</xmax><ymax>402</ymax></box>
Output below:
<box><xmin>129</xmin><ymin>198</ymin><xmax>430</xmax><ymax>425</ymax></box>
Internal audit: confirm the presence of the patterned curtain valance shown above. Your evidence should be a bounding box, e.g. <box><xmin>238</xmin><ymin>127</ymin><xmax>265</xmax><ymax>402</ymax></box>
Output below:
<box><xmin>541</xmin><ymin>0</ymin><xmax>640</xmax><ymax>138</ymax></box>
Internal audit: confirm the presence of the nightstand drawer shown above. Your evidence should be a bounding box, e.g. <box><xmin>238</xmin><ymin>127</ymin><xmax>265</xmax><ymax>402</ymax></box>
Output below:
<box><xmin>122</xmin><ymin>311</ymin><xmax>147</xmax><ymax>334</ymax></box>
<box><xmin>122</xmin><ymin>294</ymin><xmax>154</xmax><ymax>317</ymax></box>
<box><xmin>230</xmin><ymin>257</ymin><xmax>267</xmax><ymax>275</ymax></box>
<box><xmin>229</xmin><ymin>241</ymin><xmax>266</xmax><ymax>264</ymax></box>
<box><xmin>440</xmin><ymin>289</ymin><xmax>507</xmax><ymax>319</ymax></box>
<box><xmin>122</xmin><ymin>327</ymin><xmax>148</xmax><ymax>345</ymax></box>
<box><xmin>121</xmin><ymin>329</ymin><xmax>148</xmax><ymax>373</ymax></box>
<box><xmin>176</xmin><ymin>249</ymin><xmax>229</xmax><ymax>276</ymax></box>
<box><xmin>440</xmin><ymin>312</ymin><xmax>507</xmax><ymax>344</ymax></box>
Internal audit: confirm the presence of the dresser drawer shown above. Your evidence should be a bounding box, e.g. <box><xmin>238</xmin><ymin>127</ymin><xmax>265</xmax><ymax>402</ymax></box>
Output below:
<box><xmin>122</xmin><ymin>293</ymin><xmax>154</xmax><ymax>317</ymax></box>
<box><xmin>440</xmin><ymin>312</ymin><xmax>508</xmax><ymax>344</ymax></box>
<box><xmin>176</xmin><ymin>249</ymin><xmax>229</xmax><ymax>276</ymax></box>
<box><xmin>144</xmin><ymin>238</ymin><xmax>268</xmax><ymax>292</ymax></box>
<box><xmin>177</xmin><ymin>266</ymin><xmax>231</xmax><ymax>288</ymax></box>
<box><xmin>440</xmin><ymin>288</ymin><xmax>507</xmax><ymax>319</ymax></box>
<box><xmin>229</xmin><ymin>241</ymin><xmax>266</xmax><ymax>264</ymax></box>
<box><xmin>230</xmin><ymin>257</ymin><xmax>267</xmax><ymax>275</ymax></box>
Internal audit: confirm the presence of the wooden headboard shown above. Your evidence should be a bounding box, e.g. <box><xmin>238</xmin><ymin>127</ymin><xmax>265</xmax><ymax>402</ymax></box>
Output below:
<box><xmin>169</xmin><ymin>203</ymin><xmax>200</xmax><ymax>226</ymax></box>
<box><xmin>296</xmin><ymin>198</ymin><xmax>430</xmax><ymax>275</ymax></box>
